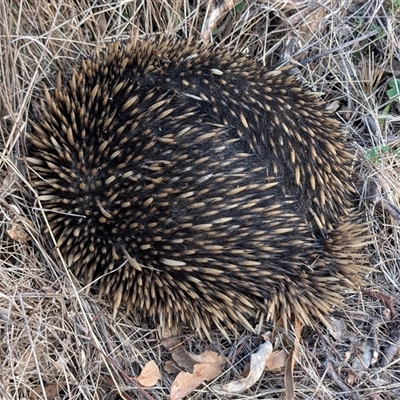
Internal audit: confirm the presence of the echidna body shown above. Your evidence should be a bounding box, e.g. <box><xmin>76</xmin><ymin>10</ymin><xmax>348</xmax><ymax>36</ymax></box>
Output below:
<box><xmin>28</xmin><ymin>36</ymin><xmax>367</xmax><ymax>335</ymax></box>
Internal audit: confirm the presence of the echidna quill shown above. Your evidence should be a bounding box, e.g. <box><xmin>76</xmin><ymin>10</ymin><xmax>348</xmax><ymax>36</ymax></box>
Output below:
<box><xmin>28</xmin><ymin>36</ymin><xmax>368</xmax><ymax>336</ymax></box>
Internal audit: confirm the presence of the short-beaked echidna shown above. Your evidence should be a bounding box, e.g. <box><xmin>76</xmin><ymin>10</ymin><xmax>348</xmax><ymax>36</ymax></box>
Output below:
<box><xmin>28</xmin><ymin>36</ymin><xmax>368</xmax><ymax>335</ymax></box>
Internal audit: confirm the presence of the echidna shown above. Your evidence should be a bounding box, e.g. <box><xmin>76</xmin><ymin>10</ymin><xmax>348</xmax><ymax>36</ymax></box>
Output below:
<box><xmin>28</xmin><ymin>35</ymin><xmax>368</xmax><ymax>336</ymax></box>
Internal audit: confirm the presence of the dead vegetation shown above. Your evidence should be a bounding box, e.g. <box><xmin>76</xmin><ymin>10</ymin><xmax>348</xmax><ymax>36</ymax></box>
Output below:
<box><xmin>0</xmin><ymin>0</ymin><xmax>399</xmax><ymax>399</ymax></box>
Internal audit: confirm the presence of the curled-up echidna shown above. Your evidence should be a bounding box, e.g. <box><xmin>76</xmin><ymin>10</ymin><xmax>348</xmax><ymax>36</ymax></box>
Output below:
<box><xmin>28</xmin><ymin>36</ymin><xmax>369</xmax><ymax>336</ymax></box>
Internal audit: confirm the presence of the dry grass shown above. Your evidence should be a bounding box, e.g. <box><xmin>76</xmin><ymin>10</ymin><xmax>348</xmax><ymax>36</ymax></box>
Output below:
<box><xmin>1</xmin><ymin>0</ymin><xmax>400</xmax><ymax>399</ymax></box>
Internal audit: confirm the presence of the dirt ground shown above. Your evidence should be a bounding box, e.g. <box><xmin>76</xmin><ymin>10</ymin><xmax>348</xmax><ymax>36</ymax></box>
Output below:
<box><xmin>1</xmin><ymin>1</ymin><xmax>400</xmax><ymax>399</ymax></box>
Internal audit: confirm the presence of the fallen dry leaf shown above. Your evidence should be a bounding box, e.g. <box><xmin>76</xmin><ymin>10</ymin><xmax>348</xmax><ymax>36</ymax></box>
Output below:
<box><xmin>176</xmin><ymin>347</ymin><xmax>226</xmax><ymax>371</ymax></box>
<box><xmin>164</xmin><ymin>360</ymin><xmax>181</xmax><ymax>375</ymax></box>
<box><xmin>217</xmin><ymin>340</ymin><xmax>273</xmax><ymax>394</ymax></box>
<box><xmin>137</xmin><ymin>360</ymin><xmax>161</xmax><ymax>387</ymax></box>
<box><xmin>188</xmin><ymin>350</ymin><xmax>225</xmax><ymax>364</ymax></box>
<box><xmin>347</xmin><ymin>369</ymin><xmax>358</xmax><ymax>386</ymax></box>
<box><xmin>162</xmin><ymin>330</ymin><xmax>226</xmax><ymax>398</ymax></box>
<box><xmin>7</xmin><ymin>220</ymin><xmax>30</xmax><ymax>242</ymax></box>
<box><xmin>265</xmin><ymin>349</ymin><xmax>288</xmax><ymax>371</ymax></box>
<box><xmin>171</xmin><ymin>345</ymin><xmax>196</xmax><ymax>372</ymax></box>
<box><xmin>170</xmin><ymin>344</ymin><xmax>226</xmax><ymax>373</ymax></box>
<box><xmin>170</xmin><ymin>361</ymin><xmax>223</xmax><ymax>400</ymax></box>
<box><xmin>31</xmin><ymin>382</ymin><xmax>66</xmax><ymax>400</ymax></box>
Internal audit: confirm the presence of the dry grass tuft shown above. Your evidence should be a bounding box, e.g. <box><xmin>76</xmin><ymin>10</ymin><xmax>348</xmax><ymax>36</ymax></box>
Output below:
<box><xmin>1</xmin><ymin>0</ymin><xmax>399</xmax><ymax>399</ymax></box>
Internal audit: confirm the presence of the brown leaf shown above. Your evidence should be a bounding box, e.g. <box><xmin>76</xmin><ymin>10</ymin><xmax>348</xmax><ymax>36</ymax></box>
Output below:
<box><xmin>31</xmin><ymin>382</ymin><xmax>66</xmax><ymax>400</ymax></box>
<box><xmin>171</xmin><ymin>345</ymin><xmax>226</xmax><ymax>373</ymax></box>
<box><xmin>171</xmin><ymin>345</ymin><xmax>196</xmax><ymax>372</ymax></box>
<box><xmin>137</xmin><ymin>360</ymin><xmax>160</xmax><ymax>387</ymax></box>
<box><xmin>347</xmin><ymin>370</ymin><xmax>358</xmax><ymax>386</ymax></box>
<box><xmin>168</xmin><ymin>348</ymin><xmax>226</xmax><ymax>398</ymax></box>
<box><xmin>7</xmin><ymin>221</ymin><xmax>30</xmax><ymax>242</ymax></box>
<box><xmin>265</xmin><ymin>350</ymin><xmax>288</xmax><ymax>371</ymax></box>
<box><xmin>170</xmin><ymin>361</ymin><xmax>223</xmax><ymax>400</ymax></box>
<box><xmin>188</xmin><ymin>350</ymin><xmax>225</xmax><ymax>365</ymax></box>
<box><xmin>164</xmin><ymin>360</ymin><xmax>181</xmax><ymax>375</ymax></box>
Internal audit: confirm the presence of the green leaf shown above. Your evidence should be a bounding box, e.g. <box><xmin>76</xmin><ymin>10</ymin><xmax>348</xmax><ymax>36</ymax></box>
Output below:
<box><xmin>387</xmin><ymin>79</ymin><xmax>400</xmax><ymax>99</ymax></box>
<box><xmin>235</xmin><ymin>1</ymin><xmax>245</xmax><ymax>12</ymax></box>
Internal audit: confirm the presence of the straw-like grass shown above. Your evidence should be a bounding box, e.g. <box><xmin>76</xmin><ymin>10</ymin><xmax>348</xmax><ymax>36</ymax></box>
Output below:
<box><xmin>1</xmin><ymin>0</ymin><xmax>399</xmax><ymax>399</ymax></box>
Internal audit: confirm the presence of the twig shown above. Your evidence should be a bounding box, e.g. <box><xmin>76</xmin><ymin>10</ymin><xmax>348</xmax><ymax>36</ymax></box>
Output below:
<box><xmin>326</xmin><ymin>361</ymin><xmax>363</xmax><ymax>400</ymax></box>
